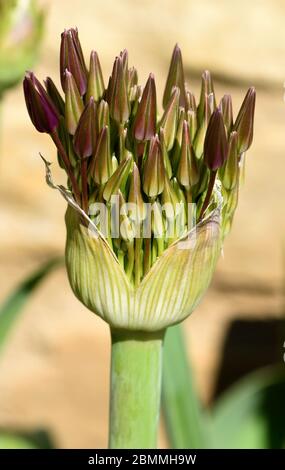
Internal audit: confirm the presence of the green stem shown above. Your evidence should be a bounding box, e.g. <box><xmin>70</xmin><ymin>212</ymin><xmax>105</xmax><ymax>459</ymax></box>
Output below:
<box><xmin>109</xmin><ymin>329</ymin><xmax>165</xmax><ymax>449</ymax></box>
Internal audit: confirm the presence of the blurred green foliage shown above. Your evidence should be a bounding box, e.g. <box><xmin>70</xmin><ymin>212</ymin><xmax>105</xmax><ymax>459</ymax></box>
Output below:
<box><xmin>163</xmin><ymin>325</ymin><xmax>285</xmax><ymax>449</ymax></box>
<box><xmin>0</xmin><ymin>257</ymin><xmax>62</xmax><ymax>448</ymax></box>
<box><xmin>0</xmin><ymin>0</ymin><xmax>45</xmax><ymax>96</ymax></box>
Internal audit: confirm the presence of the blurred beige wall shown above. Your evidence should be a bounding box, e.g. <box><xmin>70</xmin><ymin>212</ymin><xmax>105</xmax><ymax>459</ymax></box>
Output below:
<box><xmin>0</xmin><ymin>0</ymin><xmax>285</xmax><ymax>448</ymax></box>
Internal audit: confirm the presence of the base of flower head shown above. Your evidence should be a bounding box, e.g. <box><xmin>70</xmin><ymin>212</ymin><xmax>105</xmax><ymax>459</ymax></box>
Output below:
<box><xmin>43</xmin><ymin>157</ymin><xmax>223</xmax><ymax>331</ymax></box>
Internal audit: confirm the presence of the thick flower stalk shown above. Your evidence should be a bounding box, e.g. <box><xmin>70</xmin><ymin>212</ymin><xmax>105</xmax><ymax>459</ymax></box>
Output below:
<box><xmin>23</xmin><ymin>28</ymin><xmax>255</xmax><ymax>448</ymax></box>
<box><xmin>0</xmin><ymin>0</ymin><xmax>44</xmax><ymax>97</ymax></box>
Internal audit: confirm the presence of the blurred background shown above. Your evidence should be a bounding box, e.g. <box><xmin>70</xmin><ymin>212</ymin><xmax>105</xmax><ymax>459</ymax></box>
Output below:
<box><xmin>0</xmin><ymin>0</ymin><xmax>285</xmax><ymax>448</ymax></box>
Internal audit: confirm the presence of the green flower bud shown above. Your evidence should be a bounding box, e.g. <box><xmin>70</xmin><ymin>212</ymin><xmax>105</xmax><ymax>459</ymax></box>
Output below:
<box><xmin>159</xmin><ymin>87</ymin><xmax>180</xmax><ymax>150</ymax></box>
<box><xmin>219</xmin><ymin>131</ymin><xmax>239</xmax><ymax>190</ymax></box>
<box><xmin>97</xmin><ymin>99</ymin><xmax>110</xmax><ymax>131</ymax></box>
<box><xmin>107</xmin><ymin>56</ymin><xmax>130</xmax><ymax>124</ymax></box>
<box><xmin>176</xmin><ymin>121</ymin><xmax>199</xmax><ymax>189</ymax></box>
<box><xmin>193</xmin><ymin>92</ymin><xmax>215</xmax><ymax>159</ymax></box>
<box><xmin>219</xmin><ymin>94</ymin><xmax>233</xmax><ymax>133</ymax></box>
<box><xmin>65</xmin><ymin>70</ymin><xmax>84</xmax><ymax>134</ymax></box>
<box><xmin>86</xmin><ymin>50</ymin><xmax>105</xmax><ymax>102</ymax></box>
<box><xmin>197</xmin><ymin>70</ymin><xmax>216</xmax><ymax>125</ymax></box>
<box><xmin>128</xmin><ymin>163</ymin><xmax>146</xmax><ymax>222</ymax></box>
<box><xmin>171</xmin><ymin>106</ymin><xmax>185</xmax><ymax>171</ymax></box>
<box><xmin>118</xmin><ymin>190</ymin><xmax>135</xmax><ymax>242</ymax></box>
<box><xmin>159</xmin><ymin>128</ymin><xmax>172</xmax><ymax>179</ymax></box>
<box><xmin>143</xmin><ymin>135</ymin><xmax>165</xmax><ymax>197</ymax></box>
<box><xmin>128</xmin><ymin>66</ymin><xmax>138</xmax><ymax>91</ymax></box>
<box><xmin>103</xmin><ymin>156</ymin><xmax>132</xmax><ymax>202</ymax></box>
<box><xmin>161</xmin><ymin>174</ymin><xmax>181</xmax><ymax>218</ymax></box>
<box><xmin>186</xmin><ymin>92</ymin><xmax>197</xmax><ymax>135</ymax></box>
<box><xmin>91</xmin><ymin>125</ymin><xmax>112</xmax><ymax>185</ymax></box>
<box><xmin>234</xmin><ymin>87</ymin><xmax>256</xmax><ymax>153</ymax></box>
<box><xmin>163</xmin><ymin>44</ymin><xmax>187</xmax><ymax>110</ymax></box>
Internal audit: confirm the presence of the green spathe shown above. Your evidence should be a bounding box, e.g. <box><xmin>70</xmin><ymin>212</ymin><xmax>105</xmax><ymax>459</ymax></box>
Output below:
<box><xmin>65</xmin><ymin>201</ymin><xmax>222</xmax><ymax>331</ymax></box>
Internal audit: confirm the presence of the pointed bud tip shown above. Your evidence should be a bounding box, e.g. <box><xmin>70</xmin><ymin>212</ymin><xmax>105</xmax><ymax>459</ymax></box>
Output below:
<box><xmin>202</xmin><ymin>70</ymin><xmax>211</xmax><ymax>79</ymax></box>
<box><xmin>173</xmin><ymin>43</ymin><xmax>182</xmax><ymax>54</ymax></box>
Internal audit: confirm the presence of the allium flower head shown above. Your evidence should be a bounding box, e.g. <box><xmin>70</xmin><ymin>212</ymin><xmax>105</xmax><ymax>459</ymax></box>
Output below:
<box><xmin>23</xmin><ymin>28</ymin><xmax>256</xmax><ymax>331</ymax></box>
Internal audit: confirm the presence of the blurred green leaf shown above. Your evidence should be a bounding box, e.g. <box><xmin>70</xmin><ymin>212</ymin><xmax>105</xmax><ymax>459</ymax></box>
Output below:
<box><xmin>0</xmin><ymin>433</ymin><xmax>38</xmax><ymax>449</ymax></box>
<box><xmin>0</xmin><ymin>257</ymin><xmax>63</xmax><ymax>350</ymax></box>
<box><xmin>211</xmin><ymin>365</ymin><xmax>285</xmax><ymax>449</ymax></box>
<box><xmin>0</xmin><ymin>0</ymin><xmax>45</xmax><ymax>95</ymax></box>
<box><xmin>0</xmin><ymin>428</ymin><xmax>54</xmax><ymax>449</ymax></box>
<box><xmin>162</xmin><ymin>324</ymin><xmax>207</xmax><ymax>448</ymax></box>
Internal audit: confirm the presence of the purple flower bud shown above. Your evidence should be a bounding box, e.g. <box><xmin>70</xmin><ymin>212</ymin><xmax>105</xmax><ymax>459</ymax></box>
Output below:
<box><xmin>60</xmin><ymin>28</ymin><xmax>87</xmax><ymax>95</ymax></box>
<box><xmin>204</xmin><ymin>108</ymin><xmax>228</xmax><ymax>171</ymax></box>
<box><xmin>45</xmin><ymin>77</ymin><xmax>65</xmax><ymax>116</ymax></box>
<box><xmin>74</xmin><ymin>97</ymin><xmax>97</xmax><ymax>158</ymax></box>
<box><xmin>23</xmin><ymin>72</ymin><xmax>59</xmax><ymax>134</ymax></box>
<box><xmin>133</xmin><ymin>73</ymin><xmax>157</xmax><ymax>142</ymax></box>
